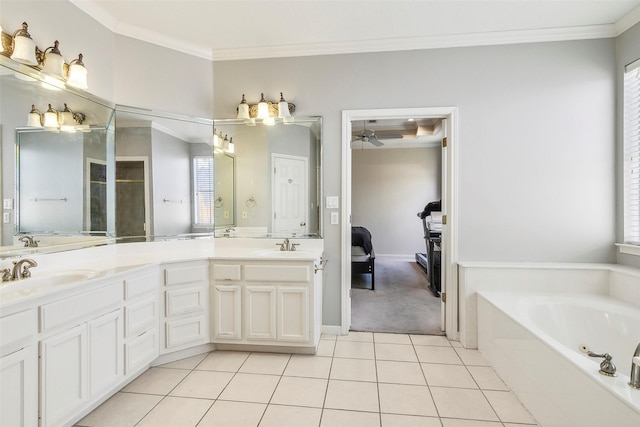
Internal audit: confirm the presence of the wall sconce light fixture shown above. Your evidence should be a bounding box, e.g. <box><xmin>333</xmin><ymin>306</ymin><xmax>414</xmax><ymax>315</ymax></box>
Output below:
<box><xmin>43</xmin><ymin>104</ymin><xmax>59</xmax><ymax>129</ymax></box>
<box><xmin>41</xmin><ymin>40</ymin><xmax>64</xmax><ymax>79</ymax></box>
<box><xmin>27</xmin><ymin>103</ymin><xmax>87</xmax><ymax>132</ymax></box>
<box><xmin>27</xmin><ymin>104</ymin><xmax>43</xmax><ymax>127</ymax></box>
<box><xmin>236</xmin><ymin>92</ymin><xmax>295</xmax><ymax>124</ymax></box>
<box><xmin>9</xmin><ymin>22</ymin><xmax>38</xmax><ymax>66</ymax></box>
<box><xmin>66</xmin><ymin>54</ymin><xmax>88</xmax><ymax>89</ymax></box>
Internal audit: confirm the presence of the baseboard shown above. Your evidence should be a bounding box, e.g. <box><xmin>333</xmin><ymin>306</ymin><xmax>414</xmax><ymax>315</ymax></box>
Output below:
<box><xmin>321</xmin><ymin>325</ymin><xmax>343</xmax><ymax>335</ymax></box>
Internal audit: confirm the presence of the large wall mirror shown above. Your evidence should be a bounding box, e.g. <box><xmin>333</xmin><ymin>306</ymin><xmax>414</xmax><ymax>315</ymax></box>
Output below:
<box><xmin>213</xmin><ymin>117</ymin><xmax>322</xmax><ymax>238</ymax></box>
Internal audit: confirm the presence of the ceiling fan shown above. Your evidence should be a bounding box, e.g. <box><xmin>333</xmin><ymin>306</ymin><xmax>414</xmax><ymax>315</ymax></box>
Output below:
<box><xmin>352</xmin><ymin>122</ymin><xmax>403</xmax><ymax>147</ymax></box>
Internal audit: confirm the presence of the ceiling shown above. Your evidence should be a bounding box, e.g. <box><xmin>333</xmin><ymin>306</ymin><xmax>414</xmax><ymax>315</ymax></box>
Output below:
<box><xmin>70</xmin><ymin>0</ymin><xmax>640</xmax><ymax>61</ymax></box>
<box><xmin>351</xmin><ymin>118</ymin><xmax>443</xmax><ymax>149</ymax></box>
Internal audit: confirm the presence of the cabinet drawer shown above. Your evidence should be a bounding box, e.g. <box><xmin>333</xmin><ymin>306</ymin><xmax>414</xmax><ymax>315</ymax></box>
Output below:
<box><xmin>164</xmin><ymin>263</ymin><xmax>208</xmax><ymax>286</ymax></box>
<box><xmin>165</xmin><ymin>286</ymin><xmax>206</xmax><ymax>316</ymax></box>
<box><xmin>165</xmin><ymin>315</ymin><xmax>208</xmax><ymax>349</ymax></box>
<box><xmin>124</xmin><ymin>270</ymin><xmax>159</xmax><ymax>300</ymax></box>
<box><xmin>212</xmin><ymin>264</ymin><xmax>241</xmax><ymax>281</ymax></box>
<box><xmin>40</xmin><ymin>283</ymin><xmax>122</xmax><ymax>332</ymax></box>
<box><xmin>0</xmin><ymin>308</ymin><xmax>37</xmax><ymax>353</ymax></box>
<box><xmin>125</xmin><ymin>297</ymin><xmax>158</xmax><ymax>338</ymax></box>
<box><xmin>245</xmin><ymin>264</ymin><xmax>311</xmax><ymax>282</ymax></box>
<box><xmin>125</xmin><ymin>329</ymin><xmax>158</xmax><ymax>375</ymax></box>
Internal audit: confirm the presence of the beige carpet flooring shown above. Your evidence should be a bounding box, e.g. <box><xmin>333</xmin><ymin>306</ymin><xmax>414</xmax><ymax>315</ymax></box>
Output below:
<box><xmin>351</xmin><ymin>256</ymin><xmax>444</xmax><ymax>335</ymax></box>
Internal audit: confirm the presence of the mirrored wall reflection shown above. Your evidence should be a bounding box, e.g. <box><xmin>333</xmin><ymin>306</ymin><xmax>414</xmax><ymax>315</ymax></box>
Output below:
<box><xmin>114</xmin><ymin>105</ymin><xmax>216</xmax><ymax>241</ymax></box>
<box><xmin>213</xmin><ymin>117</ymin><xmax>322</xmax><ymax>238</ymax></box>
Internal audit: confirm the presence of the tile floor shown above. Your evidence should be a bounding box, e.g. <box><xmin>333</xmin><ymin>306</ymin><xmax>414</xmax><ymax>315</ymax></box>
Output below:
<box><xmin>76</xmin><ymin>332</ymin><xmax>539</xmax><ymax>427</ymax></box>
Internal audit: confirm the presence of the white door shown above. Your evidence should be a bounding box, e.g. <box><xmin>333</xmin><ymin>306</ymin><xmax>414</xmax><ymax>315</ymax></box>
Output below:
<box><xmin>272</xmin><ymin>154</ymin><xmax>308</xmax><ymax>235</ymax></box>
<box><xmin>277</xmin><ymin>286</ymin><xmax>309</xmax><ymax>342</ymax></box>
<box><xmin>245</xmin><ymin>285</ymin><xmax>277</xmax><ymax>340</ymax></box>
<box><xmin>89</xmin><ymin>310</ymin><xmax>123</xmax><ymax>397</ymax></box>
<box><xmin>212</xmin><ymin>283</ymin><xmax>243</xmax><ymax>340</ymax></box>
<box><xmin>0</xmin><ymin>345</ymin><xmax>38</xmax><ymax>427</ymax></box>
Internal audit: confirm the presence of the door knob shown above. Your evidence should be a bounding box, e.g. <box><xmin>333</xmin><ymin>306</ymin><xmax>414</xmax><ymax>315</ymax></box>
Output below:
<box><xmin>300</xmin><ymin>221</ymin><xmax>306</xmax><ymax>226</ymax></box>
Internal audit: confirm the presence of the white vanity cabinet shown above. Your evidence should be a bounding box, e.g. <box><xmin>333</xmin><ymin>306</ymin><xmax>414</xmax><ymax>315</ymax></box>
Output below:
<box><xmin>39</xmin><ymin>282</ymin><xmax>123</xmax><ymax>427</ymax></box>
<box><xmin>211</xmin><ymin>258</ymin><xmax>322</xmax><ymax>349</ymax></box>
<box><xmin>161</xmin><ymin>261</ymin><xmax>210</xmax><ymax>353</ymax></box>
<box><xmin>0</xmin><ymin>308</ymin><xmax>38</xmax><ymax>427</ymax></box>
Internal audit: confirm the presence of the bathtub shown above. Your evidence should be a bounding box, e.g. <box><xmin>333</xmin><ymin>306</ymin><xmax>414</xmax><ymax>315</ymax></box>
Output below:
<box><xmin>477</xmin><ymin>291</ymin><xmax>640</xmax><ymax>427</ymax></box>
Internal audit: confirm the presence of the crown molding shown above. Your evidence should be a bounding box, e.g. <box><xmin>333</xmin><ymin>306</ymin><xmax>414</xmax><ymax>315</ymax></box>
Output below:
<box><xmin>615</xmin><ymin>4</ymin><xmax>640</xmax><ymax>35</ymax></box>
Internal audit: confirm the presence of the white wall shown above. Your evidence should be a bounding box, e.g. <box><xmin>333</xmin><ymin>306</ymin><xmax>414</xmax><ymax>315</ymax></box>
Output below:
<box><xmin>352</xmin><ymin>147</ymin><xmax>441</xmax><ymax>256</ymax></box>
<box><xmin>213</xmin><ymin>39</ymin><xmax>617</xmax><ymax>325</ymax></box>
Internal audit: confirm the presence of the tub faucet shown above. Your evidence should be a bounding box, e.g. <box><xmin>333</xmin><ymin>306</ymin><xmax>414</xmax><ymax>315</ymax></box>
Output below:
<box><xmin>587</xmin><ymin>351</ymin><xmax>617</xmax><ymax>377</ymax></box>
<box><xmin>1</xmin><ymin>258</ymin><xmax>38</xmax><ymax>282</ymax></box>
<box><xmin>630</xmin><ymin>343</ymin><xmax>640</xmax><ymax>389</ymax></box>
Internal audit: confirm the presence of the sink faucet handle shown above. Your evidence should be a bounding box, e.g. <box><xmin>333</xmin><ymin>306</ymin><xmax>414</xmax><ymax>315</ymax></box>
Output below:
<box><xmin>290</xmin><ymin>243</ymin><xmax>300</xmax><ymax>251</ymax></box>
<box><xmin>1</xmin><ymin>268</ymin><xmax>11</xmax><ymax>282</ymax></box>
<box><xmin>21</xmin><ymin>264</ymin><xmax>33</xmax><ymax>278</ymax></box>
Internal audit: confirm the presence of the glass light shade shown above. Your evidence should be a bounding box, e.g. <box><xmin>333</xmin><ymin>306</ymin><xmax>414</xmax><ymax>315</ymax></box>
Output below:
<box><xmin>59</xmin><ymin>110</ymin><xmax>76</xmax><ymax>132</ymax></box>
<box><xmin>42</xmin><ymin>42</ymin><xmax>65</xmax><ymax>79</ymax></box>
<box><xmin>43</xmin><ymin>105</ymin><xmax>59</xmax><ymax>129</ymax></box>
<box><xmin>11</xmin><ymin>33</ymin><xmax>38</xmax><ymax>65</ymax></box>
<box><xmin>257</xmin><ymin>93</ymin><xmax>269</xmax><ymax>120</ymax></box>
<box><xmin>213</xmin><ymin>133</ymin><xmax>220</xmax><ymax>148</ymax></box>
<box><xmin>237</xmin><ymin>94</ymin><xmax>250</xmax><ymax>120</ymax></box>
<box><xmin>67</xmin><ymin>56</ymin><xmax>88</xmax><ymax>89</ymax></box>
<box><xmin>227</xmin><ymin>137</ymin><xmax>235</xmax><ymax>154</ymax></box>
<box><xmin>277</xmin><ymin>92</ymin><xmax>291</xmax><ymax>118</ymax></box>
<box><xmin>27</xmin><ymin>106</ymin><xmax>42</xmax><ymax>127</ymax></box>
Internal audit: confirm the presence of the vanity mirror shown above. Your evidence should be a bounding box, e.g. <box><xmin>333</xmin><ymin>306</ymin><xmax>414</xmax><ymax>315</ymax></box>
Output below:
<box><xmin>213</xmin><ymin>117</ymin><xmax>322</xmax><ymax>238</ymax></box>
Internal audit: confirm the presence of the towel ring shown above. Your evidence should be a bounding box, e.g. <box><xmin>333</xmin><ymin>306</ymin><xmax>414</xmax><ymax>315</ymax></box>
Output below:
<box><xmin>214</xmin><ymin>196</ymin><xmax>223</xmax><ymax>208</ymax></box>
<box><xmin>246</xmin><ymin>196</ymin><xmax>257</xmax><ymax>208</ymax></box>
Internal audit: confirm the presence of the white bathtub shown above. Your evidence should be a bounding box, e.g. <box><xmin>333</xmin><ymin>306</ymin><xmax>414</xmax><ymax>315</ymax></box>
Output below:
<box><xmin>477</xmin><ymin>291</ymin><xmax>640</xmax><ymax>427</ymax></box>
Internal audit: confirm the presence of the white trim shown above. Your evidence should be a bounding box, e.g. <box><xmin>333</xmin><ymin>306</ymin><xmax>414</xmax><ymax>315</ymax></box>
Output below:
<box><xmin>616</xmin><ymin>243</ymin><xmax>640</xmax><ymax>257</ymax></box>
<box><xmin>69</xmin><ymin>0</ymin><xmax>625</xmax><ymax>62</ymax></box>
<box><xmin>341</xmin><ymin>107</ymin><xmax>459</xmax><ymax>339</ymax></box>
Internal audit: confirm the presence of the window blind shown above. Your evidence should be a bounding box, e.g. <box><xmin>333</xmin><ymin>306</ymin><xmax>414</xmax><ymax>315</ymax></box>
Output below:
<box><xmin>624</xmin><ymin>58</ymin><xmax>640</xmax><ymax>243</ymax></box>
<box><xmin>193</xmin><ymin>156</ymin><xmax>214</xmax><ymax>225</ymax></box>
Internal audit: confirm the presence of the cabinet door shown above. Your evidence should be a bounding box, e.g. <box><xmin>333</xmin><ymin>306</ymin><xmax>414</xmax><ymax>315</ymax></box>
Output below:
<box><xmin>40</xmin><ymin>323</ymin><xmax>89</xmax><ymax>427</ymax></box>
<box><xmin>212</xmin><ymin>283</ymin><xmax>242</xmax><ymax>340</ymax></box>
<box><xmin>89</xmin><ymin>310</ymin><xmax>123</xmax><ymax>397</ymax></box>
<box><xmin>245</xmin><ymin>285</ymin><xmax>277</xmax><ymax>341</ymax></box>
<box><xmin>277</xmin><ymin>286</ymin><xmax>309</xmax><ymax>342</ymax></box>
<box><xmin>0</xmin><ymin>345</ymin><xmax>38</xmax><ymax>427</ymax></box>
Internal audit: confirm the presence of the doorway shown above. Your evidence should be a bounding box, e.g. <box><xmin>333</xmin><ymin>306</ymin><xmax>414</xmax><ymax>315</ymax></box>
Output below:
<box><xmin>341</xmin><ymin>107</ymin><xmax>459</xmax><ymax>339</ymax></box>
<box><xmin>115</xmin><ymin>157</ymin><xmax>150</xmax><ymax>241</ymax></box>
<box><xmin>272</xmin><ymin>153</ymin><xmax>309</xmax><ymax>235</ymax></box>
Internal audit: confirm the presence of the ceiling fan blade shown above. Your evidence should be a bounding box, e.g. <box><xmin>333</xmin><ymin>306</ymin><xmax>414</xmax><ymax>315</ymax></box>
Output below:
<box><xmin>375</xmin><ymin>133</ymin><xmax>404</xmax><ymax>140</ymax></box>
<box><xmin>368</xmin><ymin>137</ymin><xmax>384</xmax><ymax>147</ymax></box>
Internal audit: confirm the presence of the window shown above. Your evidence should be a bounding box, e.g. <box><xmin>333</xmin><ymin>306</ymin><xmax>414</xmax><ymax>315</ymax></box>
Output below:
<box><xmin>624</xmin><ymin>58</ymin><xmax>640</xmax><ymax>243</ymax></box>
<box><xmin>193</xmin><ymin>156</ymin><xmax>214</xmax><ymax>225</ymax></box>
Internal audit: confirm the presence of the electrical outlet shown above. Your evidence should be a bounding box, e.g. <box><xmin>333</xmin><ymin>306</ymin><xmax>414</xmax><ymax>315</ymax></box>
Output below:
<box><xmin>242</xmin><ymin>211</ymin><xmax>247</xmax><ymax>219</ymax></box>
<box><xmin>330</xmin><ymin>211</ymin><xmax>339</xmax><ymax>225</ymax></box>
<box><xmin>224</xmin><ymin>211</ymin><xmax>230</xmax><ymax>219</ymax></box>
<box><xmin>3</xmin><ymin>212</ymin><xmax>10</xmax><ymax>224</ymax></box>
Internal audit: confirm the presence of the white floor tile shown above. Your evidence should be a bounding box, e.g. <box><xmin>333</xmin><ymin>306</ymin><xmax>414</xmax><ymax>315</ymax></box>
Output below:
<box><xmin>381</xmin><ymin>413</ymin><xmax>442</xmax><ymax>427</ymax></box>
<box><xmin>197</xmin><ymin>401</ymin><xmax>266</xmax><ymax>427</ymax></box>
<box><xmin>196</xmin><ymin>350</ymin><xmax>251</xmax><ymax>372</ymax></box>
<box><xmin>337</xmin><ymin>331</ymin><xmax>374</xmax><ymax>342</ymax></box>
<box><xmin>414</xmin><ymin>346</ymin><xmax>462</xmax><ymax>365</ymax></box>
<box><xmin>421</xmin><ymin>363</ymin><xmax>478</xmax><ymax>389</ymax></box>
<box><xmin>218</xmin><ymin>373</ymin><xmax>280</xmax><ymax>403</ymax></box>
<box><xmin>75</xmin><ymin>392</ymin><xmax>162</xmax><ymax>427</ymax></box>
<box><xmin>410</xmin><ymin>335</ymin><xmax>451</xmax><ymax>347</ymax></box>
<box><xmin>440</xmin><ymin>419</ymin><xmax>502</xmax><ymax>427</ymax></box>
<box><xmin>431</xmin><ymin>387</ymin><xmax>499</xmax><ymax>421</ymax></box>
<box><xmin>330</xmin><ymin>357</ymin><xmax>377</xmax><ymax>382</ymax></box>
<box><xmin>375</xmin><ymin>343</ymin><xmax>418</xmax><ymax>362</ymax></box>
<box><xmin>259</xmin><ymin>404</ymin><xmax>322</xmax><ymax>427</ymax></box>
<box><xmin>453</xmin><ymin>348</ymin><xmax>490</xmax><ymax>366</ymax></box>
<box><xmin>324</xmin><ymin>379</ymin><xmax>379</xmax><ymax>412</ymax></box>
<box><xmin>121</xmin><ymin>367</ymin><xmax>189</xmax><ymax>395</ymax></box>
<box><xmin>483</xmin><ymin>390</ymin><xmax>537</xmax><ymax>424</ymax></box>
<box><xmin>321</xmin><ymin>333</ymin><xmax>338</xmax><ymax>341</ymax></box>
<box><xmin>158</xmin><ymin>352</ymin><xmax>208</xmax><ymax>370</ymax></box>
<box><xmin>136</xmin><ymin>396</ymin><xmax>213</xmax><ymax>427</ymax></box>
<box><xmin>374</xmin><ymin>333</ymin><xmax>412</xmax><ymax>344</ymax></box>
<box><xmin>320</xmin><ymin>409</ymin><xmax>381</xmax><ymax>427</ymax></box>
<box><xmin>378</xmin><ymin>383</ymin><xmax>438</xmax><ymax>417</ymax></box>
<box><xmin>315</xmin><ymin>339</ymin><xmax>336</xmax><ymax>357</ymax></box>
<box><xmin>466</xmin><ymin>366</ymin><xmax>508</xmax><ymax>391</ymax></box>
<box><xmin>376</xmin><ymin>360</ymin><xmax>426</xmax><ymax>385</ymax></box>
<box><xmin>169</xmin><ymin>370</ymin><xmax>234</xmax><ymax>399</ymax></box>
<box><xmin>334</xmin><ymin>340</ymin><xmax>375</xmax><ymax>360</ymax></box>
<box><xmin>284</xmin><ymin>355</ymin><xmax>332</xmax><ymax>379</ymax></box>
<box><xmin>270</xmin><ymin>376</ymin><xmax>328</xmax><ymax>408</ymax></box>
<box><xmin>239</xmin><ymin>352</ymin><xmax>291</xmax><ymax>375</ymax></box>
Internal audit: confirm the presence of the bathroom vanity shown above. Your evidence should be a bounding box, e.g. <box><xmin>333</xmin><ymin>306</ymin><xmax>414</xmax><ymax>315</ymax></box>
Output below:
<box><xmin>0</xmin><ymin>238</ymin><xmax>324</xmax><ymax>427</ymax></box>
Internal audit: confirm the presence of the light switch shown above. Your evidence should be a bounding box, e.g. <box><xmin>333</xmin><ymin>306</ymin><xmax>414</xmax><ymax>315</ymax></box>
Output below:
<box><xmin>3</xmin><ymin>212</ymin><xmax>9</xmax><ymax>224</ymax></box>
<box><xmin>330</xmin><ymin>211</ymin><xmax>339</xmax><ymax>225</ymax></box>
<box><xmin>242</xmin><ymin>211</ymin><xmax>247</xmax><ymax>219</ymax></box>
<box><xmin>3</xmin><ymin>199</ymin><xmax>13</xmax><ymax>209</ymax></box>
<box><xmin>224</xmin><ymin>211</ymin><xmax>229</xmax><ymax>219</ymax></box>
<box><xmin>326</xmin><ymin>196</ymin><xmax>339</xmax><ymax>209</ymax></box>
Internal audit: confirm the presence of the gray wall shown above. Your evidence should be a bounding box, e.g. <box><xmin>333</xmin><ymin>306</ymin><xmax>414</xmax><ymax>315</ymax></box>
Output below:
<box><xmin>213</xmin><ymin>39</ymin><xmax>617</xmax><ymax>326</ymax></box>
<box><xmin>352</xmin><ymin>147</ymin><xmax>441</xmax><ymax>256</ymax></box>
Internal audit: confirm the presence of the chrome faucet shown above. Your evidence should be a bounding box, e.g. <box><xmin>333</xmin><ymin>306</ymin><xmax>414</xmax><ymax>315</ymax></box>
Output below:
<box><xmin>587</xmin><ymin>351</ymin><xmax>617</xmax><ymax>376</ymax></box>
<box><xmin>275</xmin><ymin>238</ymin><xmax>299</xmax><ymax>251</ymax></box>
<box><xmin>630</xmin><ymin>343</ymin><xmax>640</xmax><ymax>389</ymax></box>
<box><xmin>1</xmin><ymin>258</ymin><xmax>38</xmax><ymax>282</ymax></box>
<box><xmin>18</xmin><ymin>235</ymin><xmax>39</xmax><ymax>247</ymax></box>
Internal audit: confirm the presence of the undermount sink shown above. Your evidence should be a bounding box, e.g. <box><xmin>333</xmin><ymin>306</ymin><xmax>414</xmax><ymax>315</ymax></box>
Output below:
<box><xmin>0</xmin><ymin>269</ymin><xmax>98</xmax><ymax>295</ymax></box>
<box><xmin>251</xmin><ymin>249</ymin><xmax>318</xmax><ymax>258</ymax></box>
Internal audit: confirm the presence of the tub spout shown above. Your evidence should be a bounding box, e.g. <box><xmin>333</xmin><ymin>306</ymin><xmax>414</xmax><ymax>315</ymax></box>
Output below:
<box><xmin>587</xmin><ymin>351</ymin><xmax>617</xmax><ymax>377</ymax></box>
<box><xmin>630</xmin><ymin>343</ymin><xmax>640</xmax><ymax>389</ymax></box>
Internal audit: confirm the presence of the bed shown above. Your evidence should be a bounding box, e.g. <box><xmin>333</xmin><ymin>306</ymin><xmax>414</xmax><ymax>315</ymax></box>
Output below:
<box><xmin>351</xmin><ymin>226</ymin><xmax>375</xmax><ymax>290</ymax></box>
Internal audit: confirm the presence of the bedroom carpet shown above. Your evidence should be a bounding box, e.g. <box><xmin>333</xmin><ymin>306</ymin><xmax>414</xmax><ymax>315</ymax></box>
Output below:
<box><xmin>351</xmin><ymin>256</ymin><xmax>444</xmax><ymax>335</ymax></box>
